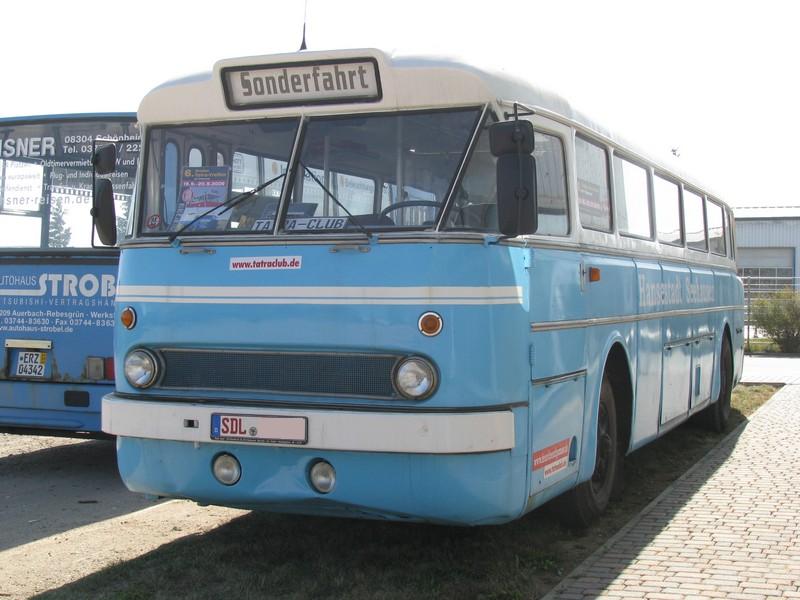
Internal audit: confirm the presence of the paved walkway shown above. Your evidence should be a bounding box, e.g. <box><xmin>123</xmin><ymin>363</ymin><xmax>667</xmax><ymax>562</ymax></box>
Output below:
<box><xmin>544</xmin><ymin>384</ymin><xmax>800</xmax><ymax>600</ymax></box>
<box><xmin>741</xmin><ymin>355</ymin><xmax>800</xmax><ymax>385</ymax></box>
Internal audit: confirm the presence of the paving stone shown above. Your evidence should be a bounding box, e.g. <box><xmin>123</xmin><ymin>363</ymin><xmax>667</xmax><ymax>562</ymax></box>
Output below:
<box><xmin>544</xmin><ymin>384</ymin><xmax>800</xmax><ymax>600</ymax></box>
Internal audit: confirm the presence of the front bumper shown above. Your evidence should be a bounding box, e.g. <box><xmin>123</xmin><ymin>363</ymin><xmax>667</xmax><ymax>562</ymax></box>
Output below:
<box><xmin>104</xmin><ymin>394</ymin><xmax>528</xmax><ymax>524</ymax></box>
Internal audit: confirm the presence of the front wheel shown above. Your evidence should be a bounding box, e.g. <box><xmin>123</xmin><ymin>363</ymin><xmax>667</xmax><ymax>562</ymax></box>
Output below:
<box><xmin>556</xmin><ymin>375</ymin><xmax>620</xmax><ymax>528</ymax></box>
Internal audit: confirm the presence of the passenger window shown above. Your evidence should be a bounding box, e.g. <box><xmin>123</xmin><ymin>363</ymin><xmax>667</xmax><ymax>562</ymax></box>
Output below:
<box><xmin>707</xmin><ymin>199</ymin><xmax>726</xmax><ymax>255</ymax></box>
<box><xmin>534</xmin><ymin>132</ymin><xmax>568</xmax><ymax>235</ymax></box>
<box><xmin>727</xmin><ymin>209</ymin><xmax>735</xmax><ymax>259</ymax></box>
<box><xmin>576</xmin><ymin>136</ymin><xmax>611</xmax><ymax>232</ymax></box>
<box><xmin>613</xmin><ymin>155</ymin><xmax>651</xmax><ymax>238</ymax></box>
<box><xmin>684</xmin><ymin>188</ymin><xmax>707</xmax><ymax>251</ymax></box>
<box><xmin>654</xmin><ymin>175</ymin><xmax>682</xmax><ymax>245</ymax></box>
<box><xmin>299</xmin><ymin>168</ymin><xmax>376</xmax><ymax>218</ymax></box>
<box><xmin>188</xmin><ymin>147</ymin><xmax>203</xmax><ymax>167</ymax></box>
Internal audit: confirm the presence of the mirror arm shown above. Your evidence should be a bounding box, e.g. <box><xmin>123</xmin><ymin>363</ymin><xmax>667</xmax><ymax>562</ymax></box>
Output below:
<box><xmin>503</xmin><ymin>101</ymin><xmax>535</xmax><ymax>122</ymax></box>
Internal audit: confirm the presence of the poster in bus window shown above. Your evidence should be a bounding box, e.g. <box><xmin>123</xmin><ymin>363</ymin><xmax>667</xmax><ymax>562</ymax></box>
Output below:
<box><xmin>1</xmin><ymin>160</ymin><xmax>44</xmax><ymax>212</ymax></box>
<box><xmin>171</xmin><ymin>166</ymin><xmax>232</xmax><ymax>231</ymax></box>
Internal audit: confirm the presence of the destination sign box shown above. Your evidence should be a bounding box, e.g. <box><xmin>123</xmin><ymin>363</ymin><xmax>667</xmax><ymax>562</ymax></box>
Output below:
<box><xmin>223</xmin><ymin>59</ymin><xmax>381</xmax><ymax>109</ymax></box>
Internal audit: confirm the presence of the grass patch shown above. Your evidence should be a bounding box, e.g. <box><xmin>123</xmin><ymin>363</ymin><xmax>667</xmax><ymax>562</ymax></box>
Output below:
<box><xmin>745</xmin><ymin>338</ymin><xmax>780</xmax><ymax>353</ymax></box>
<box><xmin>39</xmin><ymin>385</ymin><xmax>777</xmax><ymax>600</ymax></box>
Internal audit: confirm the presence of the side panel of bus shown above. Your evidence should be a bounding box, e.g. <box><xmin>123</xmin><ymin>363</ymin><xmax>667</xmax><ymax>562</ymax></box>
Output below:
<box><xmin>0</xmin><ymin>255</ymin><xmax>117</xmax><ymax>430</ymax></box>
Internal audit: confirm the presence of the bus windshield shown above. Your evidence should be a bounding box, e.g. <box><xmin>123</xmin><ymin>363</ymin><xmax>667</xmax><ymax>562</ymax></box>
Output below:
<box><xmin>140</xmin><ymin>108</ymin><xmax>481</xmax><ymax>236</ymax></box>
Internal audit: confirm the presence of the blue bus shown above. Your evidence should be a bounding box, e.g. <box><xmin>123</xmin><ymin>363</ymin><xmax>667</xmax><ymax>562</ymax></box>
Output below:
<box><xmin>95</xmin><ymin>50</ymin><xmax>744</xmax><ymax>526</ymax></box>
<box><xmin>0</xmin><ymin>114</ymin><xmax>138</xmax><ymax>434</ymax></box>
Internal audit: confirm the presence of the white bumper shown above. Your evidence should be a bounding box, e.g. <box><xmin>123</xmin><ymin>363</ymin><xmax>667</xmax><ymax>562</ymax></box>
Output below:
<box><xmin>102</xmin><ymin>395</ymin><xmax>515</xmax><ymax>454</ymax></box>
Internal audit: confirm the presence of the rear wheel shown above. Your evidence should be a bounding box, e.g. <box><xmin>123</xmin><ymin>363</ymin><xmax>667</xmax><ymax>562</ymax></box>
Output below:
<box><xmin>701</xmin><ymin>335</ymin><xmax>733</xmax><ymax>433</ymax></box>
<box><xmin>557</xmin><ymin>376</ymin><xmax>620</xmax><ymax>528</ymax></box>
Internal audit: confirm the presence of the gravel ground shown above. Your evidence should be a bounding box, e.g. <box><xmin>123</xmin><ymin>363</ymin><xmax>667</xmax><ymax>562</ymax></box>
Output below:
<box><xmin>0</xmin><ymin>433</ymin><xmax>246</xmax><ymax>599</ymax></box>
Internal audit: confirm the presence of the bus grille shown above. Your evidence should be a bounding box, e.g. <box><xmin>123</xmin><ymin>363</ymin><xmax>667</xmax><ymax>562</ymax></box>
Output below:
<box><xmin>158</xmin><ymin>349</ymin><xmax>400</xmax><ymax>399</ymax></box>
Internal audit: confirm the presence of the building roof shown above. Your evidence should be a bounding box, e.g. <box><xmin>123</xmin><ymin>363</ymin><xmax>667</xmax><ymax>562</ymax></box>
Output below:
<box><xmin>734</xmin><ymin>206</ymin><xmax>800</xmax><ymax>219</ymax></box>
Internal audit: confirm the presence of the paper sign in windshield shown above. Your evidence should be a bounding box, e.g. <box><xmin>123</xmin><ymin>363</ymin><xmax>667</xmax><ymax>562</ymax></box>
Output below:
<box><xmin>171</xmin><ymin>166</ymin><xmax>231</xmax><ymax>231</ymax></box>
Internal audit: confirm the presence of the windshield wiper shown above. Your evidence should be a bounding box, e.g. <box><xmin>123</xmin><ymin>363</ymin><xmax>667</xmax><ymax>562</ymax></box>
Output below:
<box><xmin>299</xmin><ymin>163</ymin><xmax>372</xmax><ymax>239</ymax></box>
<box><xmin>168</xmin><ymin>172</ymin><xmax>286</xmax><ymax>243</ymax></box>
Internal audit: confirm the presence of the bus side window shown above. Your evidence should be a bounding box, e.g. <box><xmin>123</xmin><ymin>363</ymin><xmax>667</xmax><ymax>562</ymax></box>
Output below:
<box><xmin>654</xmin><ymin>174</ymin><xmax>682</xmax><ymax>245</ymax></box>
<box><xmin>707</xmin><ymin>199</ymin><xmax>726</xmax><ymax>256</ymax></box>
<box><xmin>534</xmin><ymin>132</ymin><xmax>569</xmax><ymax>236</ymax></box>
<box><xmin>684</xmin><ymin>187</ymin><xmax>707</xmax><ymax>251</ymax></box>
<box><xmin>188</xmin><ymin>147</ymin><xmax>203</xmax><ymax>167</ymax></box>
<box><xmin>575</xmin><ymin>135</ymin><xmax>612</xmax><ymax>232</ymax></box>
<box><xmin>613</xmin><ymin>155</ymin><xmax>651</xmax><ymax>239</ymax></box>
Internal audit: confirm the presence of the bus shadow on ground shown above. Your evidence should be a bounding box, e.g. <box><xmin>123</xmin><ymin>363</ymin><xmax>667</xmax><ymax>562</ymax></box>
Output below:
<box><xmin>0</xmin><ymin>438</ymin><xmax>160</xmax><ymax>552</ymax></box>
<box><xmin>32</xmin><ymin>416</ymin><xmax>747</xmax><ymax>600</ymax></box>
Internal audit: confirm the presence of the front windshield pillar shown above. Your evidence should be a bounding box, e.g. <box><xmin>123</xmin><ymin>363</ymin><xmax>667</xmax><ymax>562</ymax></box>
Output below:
<box><xmin>434</xmin><ymin>105</ymin><xmax>490</xmax><ymax>232</ymax></box>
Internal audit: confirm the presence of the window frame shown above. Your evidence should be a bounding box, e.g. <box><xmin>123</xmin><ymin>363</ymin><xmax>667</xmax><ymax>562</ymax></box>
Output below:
<box><xmin>653</xmin><ymin>171</ymin><xmax>685</xmax><ymax>247</ymax></box>
<box><xmin>612</xmin><ymin>151</ymin><xmax>653</xmax><ymax>241</ymax></box>
<box><xmin>706</xmin><ymin>196</ymin><xmax>727</xmax><ymax>257</ymax></box>
<box><xmin>575</xmin><ymin>133</ymin><xmax>613</xmax><ymax>233</ymax></box>
<box><xmin>682</xmin><ymin>185</ymin><xmax>708</xmax><ymax>253</ymax></box>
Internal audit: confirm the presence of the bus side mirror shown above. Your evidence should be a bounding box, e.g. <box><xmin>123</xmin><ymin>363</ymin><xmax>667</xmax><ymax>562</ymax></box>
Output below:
<box><xmin>93</xmin><ymin>179</ymin><xmax>117</xmax><ymax>246</ymax></box>
<box><xmin>92</xmin><ymin>144</ymin><xmax>117</xmax><ymax>175</ymax></box>
<box><xmin>490</xmin><ymin>121</ymin><xmax>537</xmax><ymax>237</ymax></box>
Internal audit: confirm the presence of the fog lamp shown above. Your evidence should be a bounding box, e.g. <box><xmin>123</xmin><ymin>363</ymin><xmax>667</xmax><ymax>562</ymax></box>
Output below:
<box><xmin>309</xmin><ymin>460</ymin><xmax>336</xmax><ymax>494</ymax></box>
<box><xmin>212</xmin><ymin>453</ymin><xmax>241</xmax><ymax>486</ymax></box>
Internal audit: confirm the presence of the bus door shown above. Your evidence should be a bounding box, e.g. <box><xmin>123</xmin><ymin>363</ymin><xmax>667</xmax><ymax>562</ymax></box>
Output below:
<box><xmin>689</xmin><ymin>265</ymin><xmax>715</xmax><ymax>409</ymax></box>
<box><xmin>660</xmin><ymin>262</ymin><xmax>693</xmax><ymax>426</ymax></box>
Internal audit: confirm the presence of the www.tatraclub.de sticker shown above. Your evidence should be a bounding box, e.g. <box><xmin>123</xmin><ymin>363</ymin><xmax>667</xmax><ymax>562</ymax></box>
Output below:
<box><xmin>229</xmin><ymin>256</ymin><xmax>302</xmax><ymax>271</ymax></box>
<box><xmin>533</xmin><ymin>438</ymin><xmax>570</xmax><ymax>478</ymax></box>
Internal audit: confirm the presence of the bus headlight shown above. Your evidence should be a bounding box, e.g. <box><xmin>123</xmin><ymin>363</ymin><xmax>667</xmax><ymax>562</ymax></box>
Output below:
<box><xmin>123</xmin><ymin>349</ymin><xmax>159</xmax><ymax>388</ymax></box>
<box><xmin>394</xmin><ymin>357</ymin><xmax>437</xmax><ymax>400</ymax></box>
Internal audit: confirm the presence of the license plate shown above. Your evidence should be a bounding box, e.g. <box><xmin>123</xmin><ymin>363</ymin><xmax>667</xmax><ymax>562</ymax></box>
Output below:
<box><xmin>15</xmin><ymin>351</ymin><xmax>47</xmax><ymax>378</ymax></box>
<box><xmin>211</xmin><ymin>413</ymin><xmax>308</xmax><ymax>445</ymax></box>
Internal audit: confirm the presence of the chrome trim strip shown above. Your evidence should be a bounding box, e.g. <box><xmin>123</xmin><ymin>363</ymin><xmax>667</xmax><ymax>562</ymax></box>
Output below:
<box><xmin>664</xmin><ymin>333</ymin><xmax>716</xmax><ymax>351</ymax></box>
<box><xmin>4</xmin><ymin>339</ymin><xmax>53</xmax><ymax>350</ymax></box>
<box><xmin>532</xmin><ymin>369</ymin><xmax>587</xmax><ymax>387</ymax></box>
<box><xmin>118</xmin><ymin>233</ymin><xmax>738</xmax><ymax>270</ymax></box>
<box><xmin>531</xmin><ymin>305</ymin><xmax>745</xmax><ymax>332</ymax></box>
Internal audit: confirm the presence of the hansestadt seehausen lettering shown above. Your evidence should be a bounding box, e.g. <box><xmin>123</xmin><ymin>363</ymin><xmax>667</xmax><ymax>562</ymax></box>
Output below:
<box><xmin>638</xmin><ymin>274</ymin><xmax>714</xmax><ymax>308</ymax></box>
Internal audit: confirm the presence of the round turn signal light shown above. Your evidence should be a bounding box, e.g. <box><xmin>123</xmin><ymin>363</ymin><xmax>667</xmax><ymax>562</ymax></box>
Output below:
<box><xmin>418</xmin><ymin>312</ymin><xmax>443</xmax><ymax>336</ymax></box>
<box><xmin>120</xmin><ymin>306</ymin><xmax>137</xmax><ymax>330</ymax></box>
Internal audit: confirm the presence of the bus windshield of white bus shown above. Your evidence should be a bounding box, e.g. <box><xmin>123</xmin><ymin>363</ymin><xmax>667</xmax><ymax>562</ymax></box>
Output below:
<box><xmin>140</xmin><ymin>108</ymin><xmax>483</xmax><ymax>236</ymax></box>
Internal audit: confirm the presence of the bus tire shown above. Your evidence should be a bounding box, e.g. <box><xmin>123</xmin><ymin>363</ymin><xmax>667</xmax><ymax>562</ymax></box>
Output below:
<box><xmin>557</xmin><ymin>375</ymin><xmax>619</xmax><ymax>529</ymax></box>
<box><xmin>701</xmin><ymin>335</ymin><xmax>733</xmax><ymax>433</ymax></box>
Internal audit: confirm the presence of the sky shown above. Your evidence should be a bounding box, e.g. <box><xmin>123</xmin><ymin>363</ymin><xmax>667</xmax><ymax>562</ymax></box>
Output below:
<box><xmin>2</xmin><ymin>0</ymin><xmax>798</xmax><ymax>208</ymax></box>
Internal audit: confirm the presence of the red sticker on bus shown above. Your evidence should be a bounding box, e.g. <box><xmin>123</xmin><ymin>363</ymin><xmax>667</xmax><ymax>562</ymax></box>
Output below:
<box><xmin>146</xmin><ymin>214</ymin><xmax>162</xmax><ymax>229</ymax></box>
<box><xmin>533</xmin><ymin>438</ymin><xmax>570</xmax><ymax>478</ymax></box>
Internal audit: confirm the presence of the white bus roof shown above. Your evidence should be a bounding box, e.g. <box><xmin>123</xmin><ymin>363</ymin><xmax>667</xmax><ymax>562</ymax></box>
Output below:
<box><xmin>139</xmin><ymin>48</ymin><xmax>722</xmax><ymax>205</ymax></box>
